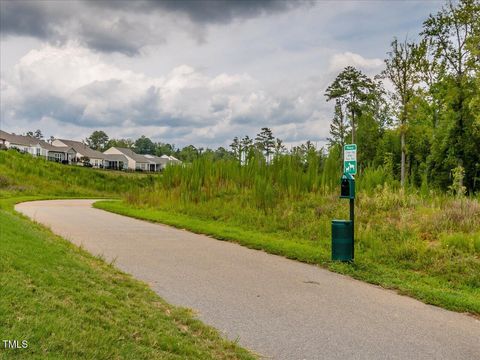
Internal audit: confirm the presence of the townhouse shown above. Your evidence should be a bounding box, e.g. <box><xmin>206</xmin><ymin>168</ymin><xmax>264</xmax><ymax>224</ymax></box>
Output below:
<box><xmin>52</xmin><ymin>139</ymin><xmax>107</xmax><ymax>168</ymax></box>
<box><xmin>0</xmin><ymin>130</ymin><xmax>75</xmax><ymax>163</ymax></box>
<box><xmin>1</xmin><ymin>130</ymin><xmax>181</xmax><ymax>171</ymax></box>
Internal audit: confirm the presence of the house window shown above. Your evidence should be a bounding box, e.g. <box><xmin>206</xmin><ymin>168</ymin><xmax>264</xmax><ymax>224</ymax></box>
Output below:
<box><xmin>36</xmin><ymin>148</ymin><xmax>40</xmax><ymax>156</ymax></box>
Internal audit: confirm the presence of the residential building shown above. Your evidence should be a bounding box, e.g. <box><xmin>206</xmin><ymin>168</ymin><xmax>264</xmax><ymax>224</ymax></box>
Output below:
<box><xmin>1</xmin><ymin>129</ymin><xmax>182</xmax><ymax>171</ymax></box>
<box><xmin>103</xmin><ymin>154</ymin><xmax>128</xmax><ymax>170</ymax></box>
<box><xmin>160</xmin><ymin>154</ymin><xmax>182</xmax><ymax>165</ymax></box>
<box><xmin>144</xmin><ymin>154</ymin><xmax>169</xmax><ymax>171</ymax></box>
<box><xmin>103</xmin><ymin>147</ymin><xmax>151</xmax><ymax>171</ymax></box>
<box><xmin>0</xmin><ymin>132</ymin><xmax>6</xmax><ymax>148</ymax></box>
<box><xmin>52</xmin><ymin>139</ymin><xmax>106</xmax><ymax>168</ymax></box>
<box><xmin>41</xmin><ymin>142</ymin><xmax>76</xmax><ymax>162</ymax></box>
<box><xmin>0</xmin><ymin>130</ymin><xmax>75</xmax><ymax>162</ymax></box>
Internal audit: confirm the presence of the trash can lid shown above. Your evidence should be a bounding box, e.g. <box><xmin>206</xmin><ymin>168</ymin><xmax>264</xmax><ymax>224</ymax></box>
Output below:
<box><xmin>331</xmin><ymin>219</ymin><xmax>352</xmax><ymax>224</ymax></box>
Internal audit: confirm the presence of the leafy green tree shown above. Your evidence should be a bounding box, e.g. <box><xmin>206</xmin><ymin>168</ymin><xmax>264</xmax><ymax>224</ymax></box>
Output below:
<box><xmin>86</xmin><ymin>130</ymin><xmax>109</xmax><ymax>151</ymax></box>
<box><xmin>178</xmin><ymin>145</ymin><xmax>199</xmax><ymax>162</ymax></box>
<box><xmin>25</xmin><ymin>129</ymin><xmax>43</xmax><ymax>140</ymax></box>
<box><xmin>422</xmin><ymin>0</ymin><xmax>480</xmax><ymax>191</ymax></box>
<box><xmin>404</xmin><ymin>93</ymin><xmax>434</xmax><ymax>186</ymax></box>
<box><xmin>134</xmin><ymin>135</ymin><xmax>155</xmax><ymax>154</ymax></box>
<box><xmin>356</xmin><ymin>111</ymin><xmax>383</xmax><ymax>171</ymax></box>
<box><xmin>106</xmin><ymin>138</ymin><xmax>134</xmax><ymax>149</ymax></box>
<box><xmin>155</xmin><ymin>142</ymin><xmax>176</xmax><ymax>156</ymax></box>
<box><xmin>214</xmin><ymin>147</ymin><xmax>234</xmax><ymax>161</ymax></box>
<box><xmin>422</xmin><ymin>0</ymin><xmax>479</xmax><ymax>79</ymax></box>
<box><xmin>382</xmin><ymin>38</ymin><xmax>424</xmax><ymax>187</ymax></box>
<box><xmin>34</xmin><ymin>129</ymin><xmax>43</xmax><ymax>140</ymax></box>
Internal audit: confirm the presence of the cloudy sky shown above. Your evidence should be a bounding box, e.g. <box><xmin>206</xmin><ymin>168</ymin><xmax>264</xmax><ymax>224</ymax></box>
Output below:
<box><xmin>0</xmin><ymin>0</ymin><xmax>443</xmax><ymax>149</ymax></box>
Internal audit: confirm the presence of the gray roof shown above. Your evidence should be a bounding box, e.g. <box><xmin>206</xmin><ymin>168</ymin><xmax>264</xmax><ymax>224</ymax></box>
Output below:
<box><xmin>160</xmin><ymin>154</ymin><xmax>181</xmax><ymax>163</ymax></box>
<box><xmin>36</xmin><ymin>140</ymin><xmax>73</xmax><ymax>153</ymax></box>
<box><xmin>143</xmin><ymin>154</ymin><xmax>169</xmax><ymax>165</ymax></box>
<box><xmin>103</xmin><ymin>154</ymin><xmax>128</xmax><ymax>162</ymax></box>
<box><xmin>0</xmin><ymin>130</ymin><xmax>78</xmax><ymax>153</ymax></box>
<box><xmin>108</xmin><ymin>147</ymin><xmax>149</xmax><ymax>163</ymax></box>
<box><xmin>0</xmin><ymin>130</ymin><xmax>39</xmax><ymax>146</ymax></box>
<box><xmin>57</xmin><ymin>139</ymin><xmax>105</xmax><ymax>159</ymax></box>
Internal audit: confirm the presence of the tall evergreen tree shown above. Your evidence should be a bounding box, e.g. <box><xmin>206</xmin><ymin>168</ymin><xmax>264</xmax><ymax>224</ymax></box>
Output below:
<box><xmin>274</xmin><ymin>138</ymin><xmax>286</xmax><ymax>156</ymax></box>
<box><xmin>325</xmin><ymin>66</ymin><xmax>377</xmax><ymax>143</ymax></box>
<box><xmin>230</xmin><ymin>136</ymin><xmax>242</xmax><ymax>163</ymax></box>
<box><xmin>327</xmin><ymin>99</ymin><xmax>350</xmax><ymax>149</ymax></box>
<box><xmin>241</xmin><ymin>135</ymin><xmax>254</xmax><ymax>164</ymax></box>
<box><xmin>255</xmin><ymin>128</ymin><xmax>275</xmax><ymax>161</ymax></box>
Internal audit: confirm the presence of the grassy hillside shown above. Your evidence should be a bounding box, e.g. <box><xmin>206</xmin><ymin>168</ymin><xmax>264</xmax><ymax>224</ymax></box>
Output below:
<box><xmin>0</xmin><ymin>150</ymin><xmax>255</xmax><ymax>359</ymax></box>
<box><xmin>96</xmin><ymin>155</ymin><xmax>480</xmax><ymax>315</ymax></box>
<box><xmin>0</xmin><ymin>150</ymin><xmax>153</xmax><ymax>198</ymax></box>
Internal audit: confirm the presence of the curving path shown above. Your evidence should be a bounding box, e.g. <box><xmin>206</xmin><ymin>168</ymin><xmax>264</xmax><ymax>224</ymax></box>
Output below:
<box><xmin>16</xmin><ymin>199</ymin><xmax>480</xmax><ymax>360</ymax></box>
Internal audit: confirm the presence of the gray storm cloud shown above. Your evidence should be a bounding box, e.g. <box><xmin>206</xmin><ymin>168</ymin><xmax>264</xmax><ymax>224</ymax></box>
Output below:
<box><xmin>0</xmin><ymin>0</ymin><xmax>308</xmax><ymax>55</ymax></box>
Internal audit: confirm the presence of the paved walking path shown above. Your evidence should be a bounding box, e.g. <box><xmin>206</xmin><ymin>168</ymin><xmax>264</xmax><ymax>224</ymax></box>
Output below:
<box><xmin>16</xmin><ymin>200</ymin><xmax>480</xmax><ymax>360</ymax></box>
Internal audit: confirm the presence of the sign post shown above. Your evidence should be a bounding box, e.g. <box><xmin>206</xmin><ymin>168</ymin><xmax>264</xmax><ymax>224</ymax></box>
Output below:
<box><xmin>332</xmin><ymin>144</ymin><xmax>357</xmax><ymax>262</ymax></box>
<box><xmin>343</xmin><ymin>144</ymin><xmax>357</xmax><ymax>176</ymax></box>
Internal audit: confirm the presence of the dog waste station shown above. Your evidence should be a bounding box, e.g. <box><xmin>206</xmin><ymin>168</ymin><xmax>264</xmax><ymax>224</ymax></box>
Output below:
<box><xmin>332</xmin><ymin>144</ymin><xmax>356</xmax><ymax>262</ymax></box>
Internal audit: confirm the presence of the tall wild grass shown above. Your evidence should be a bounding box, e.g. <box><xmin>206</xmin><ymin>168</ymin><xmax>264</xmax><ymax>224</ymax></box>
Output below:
<box><xmin>124</xmin><ymin>151</ymin><xmax>480</xmax><ymax>293</ymax></box>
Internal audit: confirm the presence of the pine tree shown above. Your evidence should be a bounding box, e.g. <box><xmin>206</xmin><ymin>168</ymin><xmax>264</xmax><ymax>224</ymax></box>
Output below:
<box><xmin>325</xmin><ymin>66</ymin><xmax>377</xmax><ymax>143</ymax></box>
<box><xmin>230</xmin><ymin>136</ymin><xmax>241</xmax><ymax>163</ymax></box>
<box><xmin>255</xmin><ymin>128</ymin><xmax>275</xmax><ymax>162</ymax></box>
<box><xmin>327</xmin><ymin>99</ymin><xmax>350</xmax><ymax>149</ymax></box>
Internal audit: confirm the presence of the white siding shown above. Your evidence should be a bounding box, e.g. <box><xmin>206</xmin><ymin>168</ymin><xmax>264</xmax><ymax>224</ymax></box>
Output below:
<box><xmin>104</xmin><ymin>148</ymin><xmax>136</xmax><ymax>170</ymax></box>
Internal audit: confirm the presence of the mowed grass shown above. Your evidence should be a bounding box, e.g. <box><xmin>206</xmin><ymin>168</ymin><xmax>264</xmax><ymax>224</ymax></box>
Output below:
<box><xmin>0</xmin><ymin>151</ymin><xmax>256</xmax><ymax>359</ymax></box>
<box><xmin>0</xmin><ymin>206</ymin><xmax>255</xmax><ymax>359</ymax></box>
<box><xmin>96</xmin><ymin>155</ymin><xmax>480</xmax><ymax>315</ymax></box>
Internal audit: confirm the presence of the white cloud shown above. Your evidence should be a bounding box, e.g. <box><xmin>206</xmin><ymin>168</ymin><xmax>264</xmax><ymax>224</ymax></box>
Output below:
<box><xmin>329</xmin><ymin>51</ymin><xmax>384</xmax><ymax>74</ymax></box>
<box><xmin>1</xmin><ymin>43</ymin><xmax>332</xmax><ymax>147</ymax></box>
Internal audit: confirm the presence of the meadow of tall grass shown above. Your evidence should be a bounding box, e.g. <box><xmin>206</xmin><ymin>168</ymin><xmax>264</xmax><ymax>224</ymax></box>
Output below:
<box><xmin>114</xmin><ymin>151</ymin><xmax>480</xmax><ymax>313</ymax></box>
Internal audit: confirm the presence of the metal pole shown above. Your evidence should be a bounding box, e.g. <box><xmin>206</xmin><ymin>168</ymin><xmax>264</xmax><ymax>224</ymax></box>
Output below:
<box><xmin>350</xmin><ymin>197</ymin><xmax>355</xmax><ymax>260</ymax></box>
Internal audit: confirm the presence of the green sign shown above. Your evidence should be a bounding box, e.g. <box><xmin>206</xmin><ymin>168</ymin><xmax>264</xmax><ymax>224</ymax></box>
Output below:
<box><xmin>344</xmin><ymin>144</ymin><xmax>357</xmax><ymax>175</ymax></box>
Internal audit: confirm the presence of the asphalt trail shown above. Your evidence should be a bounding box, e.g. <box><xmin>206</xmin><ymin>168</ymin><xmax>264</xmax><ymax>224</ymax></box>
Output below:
<box><xmin>16</xmin><ymin>200</ymin><xmax>480</xmax><ymax>360</ymax></box>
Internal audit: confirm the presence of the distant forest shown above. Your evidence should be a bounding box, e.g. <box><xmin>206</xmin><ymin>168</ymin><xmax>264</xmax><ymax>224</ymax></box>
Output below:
<box><xmin>25</xmin><ymin>0</ymin><xmax>479</xmax><ymax>193</ymax></box>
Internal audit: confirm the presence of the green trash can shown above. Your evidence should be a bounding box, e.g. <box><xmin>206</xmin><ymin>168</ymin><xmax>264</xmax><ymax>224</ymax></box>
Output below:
<box><xmin>332</xmin><ymin>220</ymin><xmax>353</xmax><ymax>261</ymax></box>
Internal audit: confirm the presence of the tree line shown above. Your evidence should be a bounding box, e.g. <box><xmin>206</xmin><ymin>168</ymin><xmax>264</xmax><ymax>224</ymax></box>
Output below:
<box><xmin>325</xmin><ymin>0</ymin><xmax>479</xmax><ymax>193</ymax></box>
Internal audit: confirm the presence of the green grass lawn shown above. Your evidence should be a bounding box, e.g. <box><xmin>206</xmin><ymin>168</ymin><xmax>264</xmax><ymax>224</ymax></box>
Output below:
<box><xmin>0</xmin><ymin>199</ymin><xmax>255</xmax><ymax>360</ymax></box>
<box><xmin>0</xmin><ymin>151</ymin><xmax>255</xmax><ymax>359</ymax></box>
<box><xmin>95</xmin><ymin>198</ymin><xmax>480</xmax><ymax>316</ymax></box>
